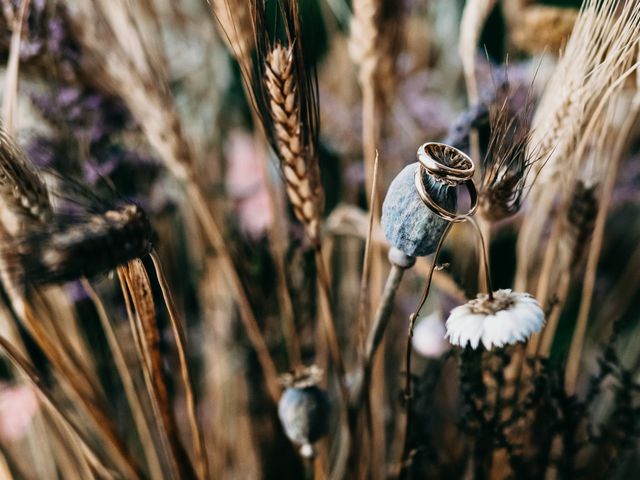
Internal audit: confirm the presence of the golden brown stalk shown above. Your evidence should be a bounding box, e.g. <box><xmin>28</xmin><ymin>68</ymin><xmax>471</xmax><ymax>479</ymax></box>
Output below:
<box><xmin>349</xmin><ymin>0</ymin><xmax>379</xmax><ymax>212</ymax></box>
<box><xmin>2</xmin><ymin>0</ymin><xmax>29</xmax><ymax>135</ymax></box>
<box><xmin>213</xmin><ymin>1</ymin><xmax>303</xmax><ymax>367</ymax></box>
<box><xmin>0</xmin><ymin>126</ymin><xmax>52</xmax><ymax>224</ymax></box>
<box><xmin>0</xmin><ymin>451</ymin><xmax>13</xmax><ymax>480</ymax></box>
<box><xmin>459</xmin><ymin>0</ymin><xmax>497</xmax><ymax>104</ymax></box>
<box><xmin>0</xmin><ymin>336</ymin><xmax>119</xmax><ymax>479</ymax></box>
<box><xmin>349</xmin><ymin>0</ymin><xmax>378</xmax><ymax>88</ymax></box>
<box><xmin>119</xmin><ymin>260</ymin><xmax>197</xmax><ymax>480</ymax></box>
<box><xmin>82</xmin><ymin>279</ymin><xmax>164</xmax><ymax>480</ymax></box>
<box><xmin>209</xmin><ymin>0</ymin><xmax>254</xmax><ymax>73</ymax></box>
<box><xmin>265</xmin><ymin>44</ymin><xmax>324</xmax><ymax>243</ymax></box>
<box><xmin>14</xmin><ymin>304</ymin><xmax>141</xmax><ymax>479</ymax></box>
<box><xmin>348</xmin><ymin>5</ymin><xmax>405</xmax><ymax>471</ymax></box>
<box><xmin>200</xmin><ymin>257</ymin><xmax>260</xmax><ymax>478</ymax></box>
<box><xmin>525</xmin><ymin>181</ymin><xmax>597</xmax><ymax>360</ymax></box>
<box><xmin>150</xmin><ymin>251</ymin><xmax>209</xmax><ymax>480</ymax></box>
<box><xmin>510</xmin><ymin>6</ymin><xmax>578</xmax><ymax>55</ymax></box>
<box><xmin>349</xmin><ymin>0</ymin><xmax>405</xmax><ymax>197</ymax></box>
<box><xmin>565</xmin><ymin>93</ymin><xmax>640</xmax><ymax>394</ymax></box>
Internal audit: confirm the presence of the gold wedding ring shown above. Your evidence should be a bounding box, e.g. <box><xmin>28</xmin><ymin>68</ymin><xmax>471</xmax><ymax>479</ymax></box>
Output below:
<box><xmin>414</xmin><ymin>142</ymin><xmax>478</xmax><ymax>222</ymax></box>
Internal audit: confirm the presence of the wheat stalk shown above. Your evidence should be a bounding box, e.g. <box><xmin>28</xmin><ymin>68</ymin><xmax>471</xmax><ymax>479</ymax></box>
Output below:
<box><xmin>565</xmin><ymin>87</ymin><xmax>640</xmax><ymax>394</ymax></box>
<box><xmin>516</xmin><ymin>0</ymin><xmax>640</xmax><ymax>290</ymax></box>
<box><xmin>81</xmin><ymin>279</ymin><xmax>164</xmax><ymax>480</ymax></box>
<box><xmin>1</xmin><ymin>0</ymin><xmax>29</xmax><ymax>135</ymax></box>
<box><xmin>265</xmin><ymin>44</ymin><xmax>323</xmax><ymax>243</ymax></box>
<box><xmin>459</xmin><ymin>0</ymin><xmax>497</xmax><ymax>104</ymax></box>
<box><xmin>150</xmin><ymin>251</ymin><xmax>209</xmax><ymax>480</ymax></box>
<box><xmin>118</xmin><ymin>260</ymin><xmax>196</xmax><ymax>480</ymax></box>
<box><xmin>209</xmin><ymin>0</ymin><xmax>254</xmax><ymax>74</ymax></box>
<box><xmin>0</xmin><ymin>336</ymin><xmax>118</xmax><ymax>478</ymax></box>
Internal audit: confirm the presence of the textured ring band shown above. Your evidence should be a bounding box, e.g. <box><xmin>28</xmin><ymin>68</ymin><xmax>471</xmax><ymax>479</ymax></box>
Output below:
<box><xmin>417</xmin><ymin>142</ymin><xmax>475</xmax><ymax>184</ymax></box>
<box><xmin>414</xmin><ymin>163</ymin><xmax>478</xmax><ymax>223</ymax></box>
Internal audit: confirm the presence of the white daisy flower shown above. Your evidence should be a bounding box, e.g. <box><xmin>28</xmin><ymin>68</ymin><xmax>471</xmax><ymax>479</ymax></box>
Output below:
<box><xmin>445</xmin><ymin>289</ymin><xmax>544</xmax><ymax>350</ymax></box>
<box><xmin>412</xmin><ymin>311</ymin><xmax>450</xmax><ymax>358</ymax></box>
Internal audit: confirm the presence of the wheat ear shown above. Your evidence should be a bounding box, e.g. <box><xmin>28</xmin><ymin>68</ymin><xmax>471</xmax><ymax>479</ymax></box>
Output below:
<box><xmin>0</xmin><ymin>126</ymin><xmax>52</xmax><ymax>223</ymax></box>
<box><xmin>265</xmin><ymin>44</ymin><xmax>323</xmax><ymax>243</ymax></box>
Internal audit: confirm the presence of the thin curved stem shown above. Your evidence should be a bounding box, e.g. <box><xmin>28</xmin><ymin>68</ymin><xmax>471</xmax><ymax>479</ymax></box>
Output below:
<box><xmin>82</xmin><ymin>279</ymin><xmax>164</xmax><ymax>480</ymax></box>
<box><xmin>150</xmin><ymin>251</ymin><xmax>209</xmax><ymax>480</ymax></box>
<box><xmin>465</xmin><ymin>215</ymin><xmax>494</xmax><ymax>297</ymax></box>
<box><xmin>399</xmin><ymin>221</ymin><xmax>455</xmax><ymax>477</ymax></box>
<box><xmin>185</xmin><ymin>182</ymin><xmax>281</xmax><ymax>403</ymax></box>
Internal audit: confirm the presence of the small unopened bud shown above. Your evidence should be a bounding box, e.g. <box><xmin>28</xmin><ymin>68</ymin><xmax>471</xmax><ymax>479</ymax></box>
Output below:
<box><xmin>278</xmin><ymin>367</ymin><xmax>330</xmax><ymax>458</ymax></box>
<box><xmin>381</xmin><ymin>163</ymin><xmax>456</xmax><ymax>257</ymax></box>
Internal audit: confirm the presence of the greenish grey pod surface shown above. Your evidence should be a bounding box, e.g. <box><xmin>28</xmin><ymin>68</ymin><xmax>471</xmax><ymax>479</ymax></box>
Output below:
<box><xmin>278</xmin><ymin>386</ymin><xmax>330</xmax><ymax>457</ymax></box>
<box><xmin>381</xmin><ymin>162</ymin><xmax>456</xmax><ymax>257</ymax></box>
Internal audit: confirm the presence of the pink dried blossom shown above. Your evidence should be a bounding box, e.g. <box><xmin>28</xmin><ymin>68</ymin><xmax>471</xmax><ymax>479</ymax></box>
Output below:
<box><xmin>225</xmin><ymin>131</ymin><xmax>274</xmax><ymax>240</ymax></box>
<box><xmin>0</xmin><ymin>383</ymin><xmax>39</xmax><ymax>442</ymax></box>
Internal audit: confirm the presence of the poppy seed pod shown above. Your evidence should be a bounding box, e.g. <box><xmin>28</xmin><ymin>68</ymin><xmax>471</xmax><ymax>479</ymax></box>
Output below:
<box><xmin>278</xmin><ymin>382</ymin><xmax>330</xmax><ymax>458</ymax></box>
<box><xmin>382</xmin><ymin>162</ymin><xmax>456</xmax><ymax>257</ymax></box>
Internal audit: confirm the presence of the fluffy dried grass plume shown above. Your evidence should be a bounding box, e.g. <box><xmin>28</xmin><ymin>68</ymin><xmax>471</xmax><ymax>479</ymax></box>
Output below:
<box><xmin>265</xmin><ymin>43</ymin><xmax>323</xmax><ymax>243</ymax></box>
<box><xmin>511</xmin><ymin>6</ymin><xmax>578</xmax><ymax>55</ymax></box>
<box><xmin>528</xmin><ymin>0</ymin><xmax>640</xmax><ymax>194</ymax></box>
<box><xmin>478</xmin><ymin>83</ymin><xmax>538</xmax><ymax>222</ymax></box>
<box><xmin>0</xmin><ymin>126</ymin><xmax>51</xmax><ymax>224</ymax></box>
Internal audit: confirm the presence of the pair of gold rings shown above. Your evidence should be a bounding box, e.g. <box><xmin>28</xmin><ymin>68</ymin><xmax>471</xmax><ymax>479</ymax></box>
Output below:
<box><xmin>414</xmin><ymin>142</ymin><xmax>478</xmax><ymax>223</ymax></box>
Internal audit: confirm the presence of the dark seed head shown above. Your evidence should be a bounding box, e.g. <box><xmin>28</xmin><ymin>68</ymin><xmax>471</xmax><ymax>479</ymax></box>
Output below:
<box><xmin>6</xmin><ymin>203</ymin><xmax>155</xmax><ymax>287</ymax></box>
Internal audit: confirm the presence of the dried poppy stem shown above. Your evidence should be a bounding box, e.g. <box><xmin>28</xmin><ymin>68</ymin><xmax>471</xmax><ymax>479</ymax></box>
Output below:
<box><xmin>150</xmin><ymin>251</ymin><xmax>209</xmax><ymax>480</ymax></box>
<box><xmin>398</xmin><ymin>221</ymin><xmax>454</xmax><ymax>479</ymax></box>
<box><xmin>352</xmin><ymin>249</ymin><xmax>415</xmax><ymax>410</ymax></box>
<box><xmin>399</xmin><ymin>214</ymin><xmax>491</xmax><ymax>476</ymax></box>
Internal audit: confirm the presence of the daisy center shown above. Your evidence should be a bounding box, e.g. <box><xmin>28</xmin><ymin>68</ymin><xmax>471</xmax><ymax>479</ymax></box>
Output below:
<box><xmin>467</xmin><ymin>291</ymin><xmax>515</xmax><ymax>315</ymax></box>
